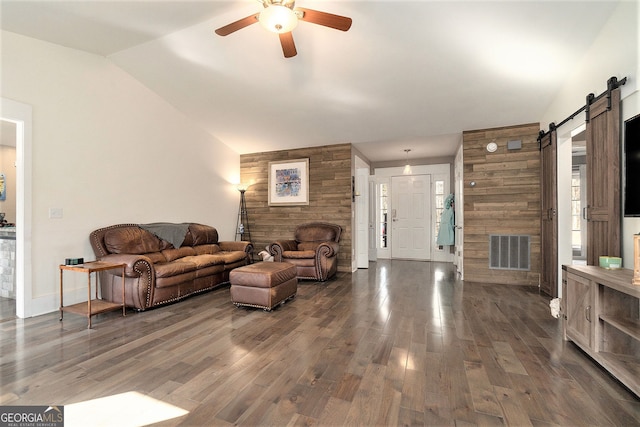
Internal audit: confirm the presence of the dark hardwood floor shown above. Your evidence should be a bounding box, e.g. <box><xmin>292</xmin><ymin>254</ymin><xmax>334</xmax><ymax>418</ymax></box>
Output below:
<box><xmin>1</xmin><ymin>260</ymin><xmax>638</xmax><ymax>426</ymax></box>
<box><xmin>0</xmin><ymin>296</ymin><xmax>14</xmax><ymax>322</ymax></box>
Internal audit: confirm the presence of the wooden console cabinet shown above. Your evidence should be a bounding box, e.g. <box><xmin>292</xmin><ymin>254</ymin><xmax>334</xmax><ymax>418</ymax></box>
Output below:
<box><xmin>562</xmin><ymin>265</ymin><xmax>640</xmax><ymax>396</ymax></box>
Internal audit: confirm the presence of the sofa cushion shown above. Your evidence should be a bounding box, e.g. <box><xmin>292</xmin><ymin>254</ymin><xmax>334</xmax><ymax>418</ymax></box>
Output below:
<box><xmin>193</xmin><ymin>244</ymin><xmax>221</xmax><ymax>255</ymax></box>
<box><xmin>155</xmin><ymin>272</ymin><xmax>197</xmax><ymax>288</ymax></box>
<box><xmin>180</xmin><ymin>254</ymin><xmax>225</xmax><ymax>269</ymax></box>
<box><xmin>297</xmin><ymin>242</ymin><xmax>320</xmax><ymax>251</ymax></box>
<box><xmin>104</xmin><ymin>227</ymin><xmax>169</xmax><ymax>255</ymax></box>
<box><xmin>162</xmin><ymin>247</ymin><xmax>196</xmax><ymax>262</ymax></box>
<box><xmin>283</xmin><ymin>250</ymin><xmax>316</xmax><ymax>259</ymax></box>
<box><xmin>214</xmin><ymin>251</ymin><xmax>249</xmax><ymax>264</ymax></box>
<box><xmin>182</xmin><ymin>224</ymin><xmax>219</xmax><ymax>246</ymax></box>
<box><xmin>145</xmin><ymin>252</ymin><xmax>168</xmax><ymax>264</ymax></box>
<box><xmin>154</xmin><ymin>260</ymin><xmax>197</xmax><ymax>278</ymax></box>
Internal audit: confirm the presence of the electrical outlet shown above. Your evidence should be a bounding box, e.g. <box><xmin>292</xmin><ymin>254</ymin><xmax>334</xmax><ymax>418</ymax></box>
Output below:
<box><xmin>49</xmin><ymin>207</ymin><xmax>63</xmax><ymax>219</ymax></box>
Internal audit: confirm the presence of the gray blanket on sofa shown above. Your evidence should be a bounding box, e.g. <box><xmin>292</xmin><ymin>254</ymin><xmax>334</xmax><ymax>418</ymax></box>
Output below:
<box><xmin>140</xmin><ymin>222</ymin><xmax>189</xmax><ymax>249</ymax></box>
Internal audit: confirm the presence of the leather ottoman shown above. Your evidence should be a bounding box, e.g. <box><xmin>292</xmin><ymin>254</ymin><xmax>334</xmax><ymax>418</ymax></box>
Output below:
<box><xmin>229</xmin><ymin>262</ymin><xmax>297</xmax><ymax>311</ymax></box>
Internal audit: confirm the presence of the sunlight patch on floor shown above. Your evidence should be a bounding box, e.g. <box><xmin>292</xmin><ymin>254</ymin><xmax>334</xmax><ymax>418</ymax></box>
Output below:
<box><xmin>65</xmin><ymin>391</ymin><xmax>188</xmax><ymax>427</ymax></box>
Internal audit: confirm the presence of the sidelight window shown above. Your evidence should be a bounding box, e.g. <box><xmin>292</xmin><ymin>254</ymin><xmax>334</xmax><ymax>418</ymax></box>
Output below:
<box><xmin>379</xmin><ymin>182</ymin><xmax>389</xmax><ymax>248</ymax></box>
<box><xmin>434</xmin><ymin>179</ymin><xmax>445</xmax><ymax>251</ymax></box>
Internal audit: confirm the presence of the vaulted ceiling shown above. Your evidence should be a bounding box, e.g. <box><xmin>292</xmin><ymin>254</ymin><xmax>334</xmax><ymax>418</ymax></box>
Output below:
<box><xmin>0</xmin><ymin>0</ymin><xmax>620</xmax><ymax>162</ymax></box>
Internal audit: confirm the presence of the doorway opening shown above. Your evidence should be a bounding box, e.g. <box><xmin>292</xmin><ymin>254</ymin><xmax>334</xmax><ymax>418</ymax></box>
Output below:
<box><xmin>571</xmin><ymin>124</ymin><xmax>587</xmax><ymax>264</ymax></box>
<box><xmin>373</xmin><ymin>163</ymin><xmax>452</xmax><ymax>262</ymax></box>
<box><xmin>0</xmin><ymin>120</ymin><xmax>17</xmax><ymax>320</ymax></box>
<box><xmin>354</xmin><ymin>155</ymin><xmax>369</xmax><ymax>269</ymax></box>
<box><xmin>1</xmin><ymin>97</ymin><xmax>33</xmax><ymax>319</ymax></box>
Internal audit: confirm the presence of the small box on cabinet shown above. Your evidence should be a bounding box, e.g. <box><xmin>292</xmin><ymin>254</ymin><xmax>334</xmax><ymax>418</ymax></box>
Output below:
<box><xmin>599</xmin><ymin>256</ymin><xmax>622</xmax><ymax>269</ymax></box>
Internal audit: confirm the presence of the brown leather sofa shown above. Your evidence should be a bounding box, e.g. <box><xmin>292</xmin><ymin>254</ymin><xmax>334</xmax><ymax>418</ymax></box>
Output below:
<box><xmin>268</xmin><ymin>222</ymin><xmax>341</xmax><ymax>281</ymax></box>
<box><xmin>90</xmin><ymin>223</ymin><xmax>252</xmax><ymax>310</ymax></box>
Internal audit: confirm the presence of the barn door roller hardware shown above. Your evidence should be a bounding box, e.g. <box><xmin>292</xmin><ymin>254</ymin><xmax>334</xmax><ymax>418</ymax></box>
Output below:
<box><xmin>539</xmin><ymin>76</ymin><xmax>626</xmax><ymax>141</ymax></box>
<box><xmin>585</xmin><ymin>76</ymin><xmax>626</xmax><ymax>123</ymax></box>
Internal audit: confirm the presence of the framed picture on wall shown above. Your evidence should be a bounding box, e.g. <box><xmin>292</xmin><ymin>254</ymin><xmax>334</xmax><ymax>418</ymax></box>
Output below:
<box><xmin>0</xmin><ymin>174</ymin><xmax>5</xmax><ymax>201</ymax></box>
<box><xmin>268</xmin><ymin>158</ymin><xmax>309</xmax><ymax>206</ymax></box>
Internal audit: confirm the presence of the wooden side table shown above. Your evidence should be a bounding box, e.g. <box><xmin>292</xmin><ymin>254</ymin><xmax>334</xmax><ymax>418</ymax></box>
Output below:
<box><xmin>59</xmin><ymin>261</ymin><xmax>126</xmax><ymax>328</ymax></box>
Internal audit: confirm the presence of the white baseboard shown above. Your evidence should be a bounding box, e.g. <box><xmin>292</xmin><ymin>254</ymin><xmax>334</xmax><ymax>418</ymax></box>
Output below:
<box><xmin>29</xmin><ymin>286</ymin><xmax>88</xmax><ymax>317</ymax></box>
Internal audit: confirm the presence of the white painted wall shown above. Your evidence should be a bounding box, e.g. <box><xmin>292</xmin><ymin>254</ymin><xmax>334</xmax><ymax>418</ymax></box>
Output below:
<box><xmin>541</xmin><ymin>0</ymin><xmax>639</xmax><ymax>274</ymax></box>
<box><xmin>540</xmin><ymin>1</ymin><xmax>638</xmax><ymax>127</ymax></box>
<box><xmin>1</xmin><ymin>31</ymin><xmax>240</xmax><ymax>316</ymax></box>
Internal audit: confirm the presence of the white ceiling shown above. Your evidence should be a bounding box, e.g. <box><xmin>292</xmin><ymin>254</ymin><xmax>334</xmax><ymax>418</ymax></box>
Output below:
<box><xmin>0</xmin><ymin>0</ymin><xmax>620</xmax><ymax>162</ymax></box>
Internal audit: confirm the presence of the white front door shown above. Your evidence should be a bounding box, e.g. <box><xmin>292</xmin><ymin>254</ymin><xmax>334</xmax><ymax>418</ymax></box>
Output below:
<box><xmin>391</xmin><ymin>175</ymin><xmax>431</xmax><ymax>260</ymax></box>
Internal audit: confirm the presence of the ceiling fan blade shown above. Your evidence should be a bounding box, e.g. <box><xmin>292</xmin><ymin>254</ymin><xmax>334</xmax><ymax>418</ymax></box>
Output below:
<box><xmin>279</xmin><ymin>32</ymin><xmax>297</xmax><ymax>58</ymax></box>
<box><xmin>297</xmin><ymin>7</ymin><xmax>352</xmax><ymax>31</ymax></box>
<box><xmin>214</xmin><ymin>13</ymin><xmax>260</xmax><ymax>36</ymax></box>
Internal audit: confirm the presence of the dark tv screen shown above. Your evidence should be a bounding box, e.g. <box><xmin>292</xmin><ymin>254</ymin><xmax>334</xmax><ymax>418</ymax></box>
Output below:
<box><xmin>624</xmin><ymin>114</ymin><xmax>640</xmax><ymax>216</ymax></box>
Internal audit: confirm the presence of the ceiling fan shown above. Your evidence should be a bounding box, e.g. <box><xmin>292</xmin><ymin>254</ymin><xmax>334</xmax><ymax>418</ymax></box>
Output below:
<box><xmin>215</xmin><ymin>0</ymin><xmax>352</xmax><ymax>58</ymax></box>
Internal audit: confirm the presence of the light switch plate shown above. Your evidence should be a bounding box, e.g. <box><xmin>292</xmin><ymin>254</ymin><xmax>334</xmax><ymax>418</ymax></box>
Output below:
<box><xmin>49</xmin><ymin>207</ymin><xmax>63</xmax><ymax>219</ymax></box>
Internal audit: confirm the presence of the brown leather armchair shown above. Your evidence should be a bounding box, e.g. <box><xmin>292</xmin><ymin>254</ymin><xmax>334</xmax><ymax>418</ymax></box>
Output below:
<box><xmin>268</xmin><ymin>222</ymin><xmax>342</xmax><ymax>281</ymax></box>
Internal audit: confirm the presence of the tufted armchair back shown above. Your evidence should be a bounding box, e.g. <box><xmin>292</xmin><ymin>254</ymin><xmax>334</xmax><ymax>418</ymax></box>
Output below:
<box><xmin>269</xmin><ymin>222</ymin><xmax>342</xmax><ymax>281</ymax></box>
<box><xmin>295</xmin><ymin>222</ymin><xmax>341</xmax><ymax>246</ymax></box>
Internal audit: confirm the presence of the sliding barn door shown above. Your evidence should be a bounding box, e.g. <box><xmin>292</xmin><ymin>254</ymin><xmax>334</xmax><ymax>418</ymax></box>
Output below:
<box><xmin>586</xmin><ymin>85</ymin><xmax>621</xmax><ymax>265</ymax></box>
<box><xmin>540</xmin><ymin>129</ymin><xmax>557</xmax><ymax>297</ymax></box>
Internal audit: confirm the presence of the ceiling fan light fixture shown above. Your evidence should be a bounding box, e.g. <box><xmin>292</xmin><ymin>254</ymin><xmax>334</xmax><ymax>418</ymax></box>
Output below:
<box><xmin>259</xmin><ymin>5</ymin><xmax>298</xmax><ymax>33</ymax></box>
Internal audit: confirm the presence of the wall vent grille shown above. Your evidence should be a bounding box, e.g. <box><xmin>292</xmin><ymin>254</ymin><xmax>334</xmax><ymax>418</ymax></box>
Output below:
<box><xmin>489</xmin><ymin>235</ymin><xmax>530</xmax><ymax>270</ymax></box>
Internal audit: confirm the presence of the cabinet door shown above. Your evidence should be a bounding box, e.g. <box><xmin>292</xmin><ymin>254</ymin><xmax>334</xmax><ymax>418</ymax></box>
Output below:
<box><xmin>565</xmin><ymin>273</ymin><xmax>594</xmax><ymax>349</ymax></box>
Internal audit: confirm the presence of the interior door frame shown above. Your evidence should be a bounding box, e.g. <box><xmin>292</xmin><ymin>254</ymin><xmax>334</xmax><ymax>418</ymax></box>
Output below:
<box><xmin>367</xmin><ymin>178</ymin><xmax>377</xmax><ymax>262</ymax></box>
<box><xmin>373</xmin><ymin>163</ymin><xmax>450</xmax><ymax>260</ymax></box>
<box><xmin>540</xmin><ymin>128</ymin><xmax>558</xmax><ymax>297</ymax></box>
<box><xmin>454</xmin><ymin>144</ymin><xmax>464</xmax><ymax>278</ymax></box>
<box><xmin>355</xmin><ymin>156</ymin><xmax>369</xmax><ymax>269</ymax></box>
<box><xmin>1</xmin><ymin>97</ymin><xmax>33</xmax><ymax>318</ymax></box>
<box><xmin>572</xmin><ymin>163</ymin><xmax>587</xmax><ymax>260</ymax></box>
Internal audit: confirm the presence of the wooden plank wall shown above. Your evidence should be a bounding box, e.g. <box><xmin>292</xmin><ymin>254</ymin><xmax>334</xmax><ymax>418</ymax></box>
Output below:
<box><xmin>240</xmin><ymin>143</ymin><xmax>352</xmax><ymax>272</ymax></box>
<box><xmin>463</xmin><ymin>123</ymin><xmax>541</xmax><ymax>286</ymax></box>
